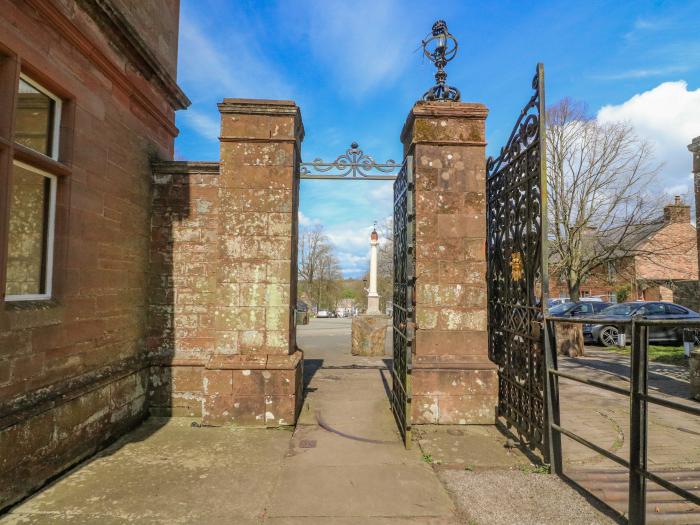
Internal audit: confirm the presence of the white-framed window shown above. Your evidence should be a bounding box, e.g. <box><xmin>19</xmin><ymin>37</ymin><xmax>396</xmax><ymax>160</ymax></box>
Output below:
<box><xmin>4</xmin><ymin>160</ymin><xmax>57</xmax><ymax>301</ymax></box>
<box><xmin>15</xmin><ymin>74</ymin><xmax>62</xmax><ymax>160</ymax></box>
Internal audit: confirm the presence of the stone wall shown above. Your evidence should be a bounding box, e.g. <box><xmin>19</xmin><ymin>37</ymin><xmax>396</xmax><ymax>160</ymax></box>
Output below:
<box><xmin>0</xmin><ymin>0</ymin><xmax>184</xmax><ymax>510</ymax></box>
<box><xmin>401</xmin><ymin>101</ymin><xmax>497</xmax><ymax>425</ymax></box>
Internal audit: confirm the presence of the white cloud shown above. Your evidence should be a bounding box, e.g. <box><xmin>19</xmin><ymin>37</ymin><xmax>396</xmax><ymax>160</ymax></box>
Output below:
<box><xmin>177</xmin><ymin>6</ymin><xmax>294</xmax><ymax>141</ymax></box>
<box><xmin>597</xmin><ymin>81</ymin><xmax>700</xmax><ymax>196</ymax></box>
<box><xmin>298</xmin><ymin>211</ymin><xmax>317</xmax><ymax>227</ymax></box>
<box><xmin>179</xmin><ymin>109</ymin><xmax>219</xmax><ymax>141</ymax></box>
<box><xmin>594</xmin><ymin>65</ymin><xmax>690</xmax><ymax>81</ymax></box>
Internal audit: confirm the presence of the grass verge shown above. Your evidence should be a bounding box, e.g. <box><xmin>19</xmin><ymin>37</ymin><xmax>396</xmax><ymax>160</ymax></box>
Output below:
<box><xmin>607</xmin><ymin>344</ymin><xmax>688</xmax><ymax>366</ymax></box>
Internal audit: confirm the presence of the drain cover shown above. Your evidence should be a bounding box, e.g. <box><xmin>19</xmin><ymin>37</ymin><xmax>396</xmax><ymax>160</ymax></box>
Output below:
<box><xmin>299</xmin><ymin>439</ymin><xmax>317</xmax><ymax>448</ymax></box>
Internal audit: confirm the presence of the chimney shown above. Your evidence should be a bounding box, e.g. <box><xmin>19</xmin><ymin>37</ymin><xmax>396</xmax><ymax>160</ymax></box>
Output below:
<box><xmin>663</xmin><ymin>195</ymin><xmax>691</xmax><ymax>223</ymax></box>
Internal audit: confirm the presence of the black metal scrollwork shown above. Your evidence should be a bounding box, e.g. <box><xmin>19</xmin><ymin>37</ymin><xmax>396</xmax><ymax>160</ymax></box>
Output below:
<box><xmin>421</xmin><ymin>20</ymin><xmax>461</xmax><ymax>102</ymax></box>
<box><xmin>486</xmin><ymin>64</ymin><xmax>548</xmax><ymax>456</ymax></box>
<box><xmin>299</xmin><ymin>142</ymin><xmax>400</xmax><ymax>180</ymax></box>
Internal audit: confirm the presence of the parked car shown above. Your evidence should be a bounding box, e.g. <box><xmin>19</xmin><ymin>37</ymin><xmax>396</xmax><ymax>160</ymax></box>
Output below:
<box><xmin>548</xmin><ymin>296</ymin><xmax>605</xmax><ymax>307</ymax></box>
<box><xmin>548</xmin><ymin>297</ymin><xmax>572</xmax><ymax>308</ymax></box>
<box><xmin>589</xmin><ymin>301</ymin><xmax>700</xmax><ymax>347</ymax></box>
<box><xmin>549</xmin><ymin>301</ymin><xmax>612</xmax><ymax>341</ymax></box>
<box><xmin>296</xmin><ymin>302</ymin><xmax>309</xmax><ymax>325</ymax></box>
<box><xmin>316</xmin><ymin>310</ymin><xmax>330</xmax><ymax>318</ymax></box>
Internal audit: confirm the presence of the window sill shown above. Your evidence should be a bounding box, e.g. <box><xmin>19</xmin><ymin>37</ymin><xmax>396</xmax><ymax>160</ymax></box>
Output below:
<box><xmin>1</xmin><ymin>299</ymin><xmax>64</xmax><ymax>330</ymax></box>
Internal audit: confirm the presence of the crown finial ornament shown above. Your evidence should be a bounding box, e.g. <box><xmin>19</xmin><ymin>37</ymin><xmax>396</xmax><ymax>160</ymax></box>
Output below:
<box><xmin>421</xmin><ymin>20</ymin><xmax>460</xmax><ymax>102</ymax></box>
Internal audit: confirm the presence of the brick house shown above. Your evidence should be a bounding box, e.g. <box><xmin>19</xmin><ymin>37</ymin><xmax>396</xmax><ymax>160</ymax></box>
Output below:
<box><xmin>549</xmin><ymin>196</ymin><xmax>699</xmax><ymax>305</ymax></box>
<box><xmin>0</xmin><ymin>0</ymin><xmax>188</xmax><ymax>509</ymax></box>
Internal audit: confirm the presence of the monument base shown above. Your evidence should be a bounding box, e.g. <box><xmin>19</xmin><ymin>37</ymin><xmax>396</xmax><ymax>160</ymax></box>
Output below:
<box><xmin>351</xmin><ymin>315</ymin><xmax>388</xmax><ymax>356</ymax></box>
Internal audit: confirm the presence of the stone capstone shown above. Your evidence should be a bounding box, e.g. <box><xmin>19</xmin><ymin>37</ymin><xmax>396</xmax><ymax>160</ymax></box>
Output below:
<box><xmin>351</xmin><ymin>315</ymin><xmax>389</xmax><ymax>356</ymax></box>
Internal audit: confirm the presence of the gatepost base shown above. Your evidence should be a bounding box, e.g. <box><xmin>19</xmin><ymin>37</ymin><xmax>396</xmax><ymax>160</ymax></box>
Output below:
<box><xmin>412</xmin><ymin>358</ymin><xmax>497</xmax><ymax>425</ymax></box>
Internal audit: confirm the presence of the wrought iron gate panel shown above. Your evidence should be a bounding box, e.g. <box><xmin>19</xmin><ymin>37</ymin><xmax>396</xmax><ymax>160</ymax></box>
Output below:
<box><xmin>391</xmin><ymin>155</ymin><xmax>415</xmax><ymax>448</ymax></box>
<box><xmin>486</xmin><ymin>64</ymin><xmax>548</xmax><ymax>456</ymax></box>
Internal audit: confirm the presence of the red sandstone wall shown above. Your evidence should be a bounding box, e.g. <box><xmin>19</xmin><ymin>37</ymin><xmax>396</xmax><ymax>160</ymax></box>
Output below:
<box><xmin>148</xmin><ymin>163</ymin><xmax>220</xmax><ymax>417</ymax></box>
<box><xmin>635</xmin><ymin>223</ymin><xmax>698</xmax><ymax>281</ymax></box>
<box><xmin>0</xmin><ymin>0</ymin><xmax>181</xmax><ymax>510</ymax></box>
<box><xmin>110</xmin><ymin>0</ymin><xmax>181</xmax><ymax>79</ymax></box>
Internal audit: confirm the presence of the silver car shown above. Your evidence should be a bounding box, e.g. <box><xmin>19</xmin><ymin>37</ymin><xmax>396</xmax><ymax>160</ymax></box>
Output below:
<box><xmin>590</xmin><ymin>301</ymin><xmax>700</xmax><ymax>347</ymax></box>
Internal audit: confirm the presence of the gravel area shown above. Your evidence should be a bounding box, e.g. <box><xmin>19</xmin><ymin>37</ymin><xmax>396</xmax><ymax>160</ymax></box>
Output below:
<box><xmin>439</xmin><ymin>470</ymin><xmax>620</xmax><ymax>525</ymax></box>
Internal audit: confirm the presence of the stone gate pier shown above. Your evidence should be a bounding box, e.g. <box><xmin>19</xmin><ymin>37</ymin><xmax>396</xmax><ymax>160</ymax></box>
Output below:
<box><xmin>149</xmin><ymin>99</ymin><xmax>304</xmax><ymax>426</ymax></box>
<box><xmin>401</xmin><ymin>101</ymin><xmax>498</xmax><ymax>424</ymax></box>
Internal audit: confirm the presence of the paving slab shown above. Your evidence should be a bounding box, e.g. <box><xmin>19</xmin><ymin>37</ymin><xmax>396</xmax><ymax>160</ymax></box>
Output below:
<box><xmin>415</xmin><ymin>424</ymin><xmax>532</xmax><ymax>469</ymax></box>
<box><xmin>267</xmin><ymin>463</ymin><xmax>455</xmax><ymax>519</ymax></box>
<box><xmin>0</xmin><ymin>418</ymin><xmax>290</xmax><ymax>524</ymax></box>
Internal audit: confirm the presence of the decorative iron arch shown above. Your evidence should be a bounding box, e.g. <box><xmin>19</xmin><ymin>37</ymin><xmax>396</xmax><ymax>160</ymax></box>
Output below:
<box><xmin>300</xmin><ymin>143</ymin><xmax>401</xmax><ymax>180</ymax></box>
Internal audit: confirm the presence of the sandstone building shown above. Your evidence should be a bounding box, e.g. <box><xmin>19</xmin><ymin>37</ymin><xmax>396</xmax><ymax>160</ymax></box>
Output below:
<box><xmin>549</xmin><ymin>196</ymin><xmax>699</xmax><ymax>306</ymax></box>
<box><xmin>0</xmin><ymin>0</ymin><xmax>188</xmax><ymax>509</ymax></box>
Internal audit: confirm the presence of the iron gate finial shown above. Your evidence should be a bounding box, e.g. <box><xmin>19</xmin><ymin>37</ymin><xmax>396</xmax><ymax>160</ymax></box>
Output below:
<box><xmin>421</xmin><ymin>19</ymin><xmax>460</xmax><ymax>102</ymax></box>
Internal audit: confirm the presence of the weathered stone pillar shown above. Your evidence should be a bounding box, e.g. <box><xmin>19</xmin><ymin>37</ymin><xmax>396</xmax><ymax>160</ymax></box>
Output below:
<box><xmin>688</xmin><ymin>136</ymin><xmax>700</xmax><ymax>273</ymax></box>
<box><xmin>203</xmin><ymin>99</ymin><xmax>304</xmax><ymax>427</ymax></box>
<box><xmin>401</xmin><ymin>101</ymin><xmax>497</xmax><ymax>424</ymax></box>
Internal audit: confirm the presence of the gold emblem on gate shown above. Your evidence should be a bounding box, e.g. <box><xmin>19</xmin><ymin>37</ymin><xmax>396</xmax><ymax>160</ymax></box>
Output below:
<box><xmin>510</xmin><ymin>252</ymin><xmax>523</xmax><ymax>281</ymax></box>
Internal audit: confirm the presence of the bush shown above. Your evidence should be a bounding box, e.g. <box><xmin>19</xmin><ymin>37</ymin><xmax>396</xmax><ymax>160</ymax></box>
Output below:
<box><xmin>615</xmin><ymin>284</ymin><xmax>630</xmax><ymax>303</ymax></box>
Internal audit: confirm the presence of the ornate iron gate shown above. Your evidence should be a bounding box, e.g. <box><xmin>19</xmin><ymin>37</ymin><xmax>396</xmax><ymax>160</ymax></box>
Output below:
<box><xmin>391</xmin><ymin>155</ymin><xmax>415</xmax><ymax>448</ymax></box>
<box><xmin>486</xmin><ymin>64</ymin><xmax>549</xmax><ymax>457</ymax></box>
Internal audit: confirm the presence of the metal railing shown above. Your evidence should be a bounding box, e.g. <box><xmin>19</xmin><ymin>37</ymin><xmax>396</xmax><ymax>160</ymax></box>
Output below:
<box><xmin>544</xmin><ymin>316</ymin><xmax>700</xmax><ymax>525</ymax></box>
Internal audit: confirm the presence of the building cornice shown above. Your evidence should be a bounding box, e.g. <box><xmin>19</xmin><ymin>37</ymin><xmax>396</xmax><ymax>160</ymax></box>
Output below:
<box><xmin>24</xmin><ymin>0</ymin><xmax>189</xmax><ymax>137</ymax></box>
<box><xmin>75</xmin><ymin>0</ymin><xmax>190</xmax><ymax>110</ymax></box>
<box><xmin>152</xmin><ymin>161</ymin><xmax>220</xmax><ymax>176</ymax></box>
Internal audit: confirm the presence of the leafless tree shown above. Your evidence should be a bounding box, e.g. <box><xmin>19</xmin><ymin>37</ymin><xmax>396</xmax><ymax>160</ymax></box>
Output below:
<box><xmin>376</xmin><ymin>217</ymin><xmax>394</xmax><ymax>311</ymax></box>
<box><xmin>297</xmin><ymin>224</ymin><xmax>343</xmax><ymax>310</ymax></box>
<box><xmin>298</xmin><ymin>224</ymin><xmax>332</xmax><ymax>287</ymax></box>
<box><xmin>546</xmin><ymin>98</ymin><xmax>666</xmax><ymax>301</ymax></box>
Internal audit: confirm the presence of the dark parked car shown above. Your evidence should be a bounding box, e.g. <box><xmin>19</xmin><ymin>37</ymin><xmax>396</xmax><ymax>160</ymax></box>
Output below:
<box><xmin>549</xmin><ymin>301</ymin><xmax>612</xmax><ymax>341</ymax></box>
<box><xmin>589</xmin><ymin>301</ymin><xmax>700</xmax><ymax>347</ymax></box>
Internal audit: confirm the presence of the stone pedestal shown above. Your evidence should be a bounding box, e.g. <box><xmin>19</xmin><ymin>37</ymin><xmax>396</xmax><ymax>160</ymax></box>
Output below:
<box><xmin>401</xmin><ymin>101</ymin><xmax>498</xmax><ymax>425</ymax></box>
<box><xmin>554</xmin><ymin>322</ymin><xmax>585</xmax><ymax>357</ymax></box>
<box><xmin>351</xmin><ymin>315</ymin><xmax>388</xmax><ymax>356</ymax></box>
<box><xmin>367</xmin><ymin>294</ymin><xmax>380</xmax><ymax>315</ymax></box>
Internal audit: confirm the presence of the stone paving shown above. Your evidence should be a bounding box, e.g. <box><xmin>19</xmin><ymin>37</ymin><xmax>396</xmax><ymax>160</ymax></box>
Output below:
<box><xmin>555</xmin><ymin>348</ymin><xmax>700</xmax><ymax>523</ymax></box>
<box><xmin>0</xmin><ymin>318</ymin><xmax>456</xmax><ymax>524</ymax></box>
<box><xmin>2</xmin><ymin>320</ymin><xmax>696</xmax><ymax>524</ymax></box>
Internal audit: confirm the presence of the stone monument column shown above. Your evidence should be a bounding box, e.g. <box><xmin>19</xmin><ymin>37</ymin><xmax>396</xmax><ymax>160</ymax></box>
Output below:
<box><xmin>202</xmin><ymin>99</ymin><xmax>304</xmax><ymax>427</ymax></box>
<box><xmin>367</xmin><ymin>227</ymin><xmax>380</xmax><ymax>314</ymax></box>
<box><xmin>401</xmin><ymin>100</ymin><xmax>498</xmax><ymax>424</ymax></box>
<box><xmin>351</xmin><ymin>227</ymin><xmax>388</xmax><ymax>356</ymax></box>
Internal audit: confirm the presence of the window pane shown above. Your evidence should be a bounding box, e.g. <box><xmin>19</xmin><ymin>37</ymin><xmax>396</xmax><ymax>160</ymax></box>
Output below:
<box><xmin>15</xmin><ymin>78</ymin><xmax>55</xmax><ymax>156</ymax></box>
<box><xmin>5</xmin><ymin>163</ymin><xmax>51</xmax><ymax>297</ymax></box>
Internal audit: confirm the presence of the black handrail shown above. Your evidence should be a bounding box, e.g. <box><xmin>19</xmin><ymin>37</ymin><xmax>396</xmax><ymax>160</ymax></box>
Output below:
<box><xmin>544</xmin><ymin>315</ymin><xmax>700</xmax><ymax>524</ymax></box>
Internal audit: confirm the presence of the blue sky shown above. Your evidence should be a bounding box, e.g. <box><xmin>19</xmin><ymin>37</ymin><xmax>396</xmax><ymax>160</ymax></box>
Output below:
<box><xmin>174</xmin><ymin>0</ymin><xmax>700</xmax><ymax>277</ymax></box>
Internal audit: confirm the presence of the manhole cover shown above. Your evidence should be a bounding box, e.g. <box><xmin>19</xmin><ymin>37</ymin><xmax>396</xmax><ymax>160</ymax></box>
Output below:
<box><xmin>447</xmin><ymin>429</ymin><xmax>463</xmax><ymax>436</ymax></box>
<box><xmin>299</xmin><ymin>439</ymin><xmax>317</xmax><ymax>448</ymax></box>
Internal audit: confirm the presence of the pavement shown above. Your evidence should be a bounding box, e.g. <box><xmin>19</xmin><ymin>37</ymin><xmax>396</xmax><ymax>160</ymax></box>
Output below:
<box><xmin>555</xmin><ymin>348</ymin><xmax>700</xmax><ymax>523</ymax></box>
<box><xmin>3</xmin><ymin>320</ymin><xmax>693</xmax><ymax>524</ymax></box>
<box><xmin>0</xmin><ymin>318</ymin><xmax>457</xmax><ymax>524</ymax></box>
